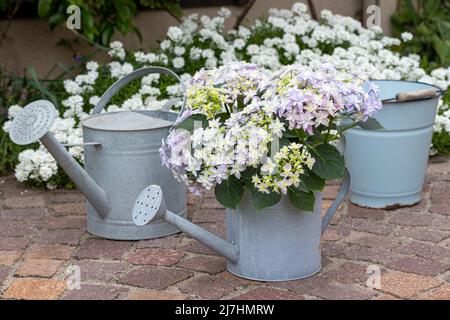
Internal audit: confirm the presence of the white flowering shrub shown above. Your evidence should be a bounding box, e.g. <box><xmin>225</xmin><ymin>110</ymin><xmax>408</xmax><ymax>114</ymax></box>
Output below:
<box><xmin>2</xmin><ymin>3</ymin><xmax>450</xmax><ymax>188</ymax></box>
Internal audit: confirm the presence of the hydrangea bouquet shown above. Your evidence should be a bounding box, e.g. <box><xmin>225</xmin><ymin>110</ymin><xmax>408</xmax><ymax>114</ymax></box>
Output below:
<box><xmin>161</xmin><ymin>62</ymin><xmax>382</xmax><ymax>211</ymax></box>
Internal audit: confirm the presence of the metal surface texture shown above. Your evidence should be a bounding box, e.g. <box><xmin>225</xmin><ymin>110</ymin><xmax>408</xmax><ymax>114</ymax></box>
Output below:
<box><xmin>345</xmin><ymin>80</ymin><xmax>440</xmax><ymax>208</ymax></box>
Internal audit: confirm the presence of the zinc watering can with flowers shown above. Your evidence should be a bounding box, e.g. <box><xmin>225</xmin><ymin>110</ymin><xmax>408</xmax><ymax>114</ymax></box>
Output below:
<box><xmin>8</xmin><ymin>67</ymin><xmax>187</xmax><ymax>240</ymax></box>
<box><xmin>344</xmin><ymin>80</ymin><xmax>446</xmax><ymax>209</ymax></box>
<box><xmin>132</xmin><ymin>62</ymin><xmax>383</xmax><ymax>281</ymax></box>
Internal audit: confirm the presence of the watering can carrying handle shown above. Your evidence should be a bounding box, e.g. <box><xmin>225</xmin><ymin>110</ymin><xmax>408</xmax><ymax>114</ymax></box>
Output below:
<box><xmin>321</xmin><ymin>168</ymin><xmax>350</xmax><ymax>234</ymax></box>
<box><xmin>92</xmin><ymin>66</ymin><xmax>186</xmax><ymax>114</ymax></box>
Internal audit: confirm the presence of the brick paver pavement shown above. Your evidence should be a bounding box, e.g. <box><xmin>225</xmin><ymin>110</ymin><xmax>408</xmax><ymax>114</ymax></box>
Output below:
<box><xmin>1</xmin><ymin>157</ymin><xmax>449</xmax><ymax>300</ymax></box>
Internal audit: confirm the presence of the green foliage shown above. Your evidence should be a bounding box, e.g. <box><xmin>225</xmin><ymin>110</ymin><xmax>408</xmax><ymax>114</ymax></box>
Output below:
<box><xmin>251</xmin><ymin>189</ymin><xmax>282</xmax><ymax>211</ymax></box>
<box><xmin>0</xmin><ymin>0</ymin><xmax>182</xmax><ymax>45</ymax></box>
<box><xmin>310</xmin><ymin>143</ymin><xmax>345</xmax><ymax>180</ymax></box>
<box><xmin>391</xmin><ymin>0</ymin><xmax>450</xmax><ymax>71</ymax></box>
<box><xmin>214</xmin><ymin>176</ymin><xmax>243</xmax><ymax>209</ymax></box>
<box><xmin>287</xmin><ymin>187</ymin><xmax>315</xmax><ymax>212</ymax></box>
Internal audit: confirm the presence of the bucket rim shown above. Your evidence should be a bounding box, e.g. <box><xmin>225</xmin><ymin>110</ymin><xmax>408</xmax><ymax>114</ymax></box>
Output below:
<box><xmin>81</xmin><ymin>109</ymin><xmax>176</xmax><ymax>132</ymax></box>
<box><xmin>369</xmin><ymin>79</ymin><xmax>443</xmax><ymax>104</ymax></box>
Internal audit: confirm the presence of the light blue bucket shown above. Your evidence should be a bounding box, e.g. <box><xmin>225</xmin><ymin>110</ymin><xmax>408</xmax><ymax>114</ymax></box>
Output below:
<box><xmin>344</xmin><ymin>80</ymin><xmax>443</xmax><ymax>208</ymax></box>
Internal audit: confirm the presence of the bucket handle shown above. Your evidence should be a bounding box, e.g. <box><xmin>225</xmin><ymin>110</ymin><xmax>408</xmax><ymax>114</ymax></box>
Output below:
<box><xmin>382</xmin><ymin>88</ymin><xmax>447</xmax><ymax>103</ymax></box>
<box><xmin>92</xmin><ymin>66</ymin><xmax>186</xmax><ymax>115</ymax></box>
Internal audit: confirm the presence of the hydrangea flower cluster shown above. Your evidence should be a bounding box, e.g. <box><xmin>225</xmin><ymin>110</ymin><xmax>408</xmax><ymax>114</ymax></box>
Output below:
<box><xmin>3</xmin><ymin>3</ymin><xmax>450</xmax><ymax>188</ymax></box>
<box><xmin>161</xmin><ymin>62</ymin><xmax>381</xmax><ymax>210</ymax></box>
<box><xmin>260</xmin><ymin>64</ymin><xmax>382</xmax><ymax>134</ymax></box>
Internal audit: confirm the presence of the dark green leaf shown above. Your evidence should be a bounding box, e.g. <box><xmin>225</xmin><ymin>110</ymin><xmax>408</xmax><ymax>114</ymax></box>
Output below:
<box><xmin>38</xmin><ymin>0</ymin><xmax>53</xmax><ymax>17</ymax></box>
<box><xmin>287</xmin><ymin>187</ymin><xmax>315</xmax><ymax>212</ymax></box>
<box><xmin>251</xmin><ymin>189</ymin><xmax>282</xmax><ymax>211</ymax></box>
<box><xmin>214</xmin><ymin>176</ymin><xmax>243</xmax><ymax>209</ymax></box>
<box><xmin>48</xmin><ymin>12</ymin><xmax>65</xmax><ymax>29</ymax></box>
<box><xmin>310</xmin><ymin>144</ymin><xmax>345</xmax><ymax>180</ymax></box>
<box><xmin>175</xmin><ymin>114</ymin><xmax>208</xmax><ymax>131</ymax></box>
<box><xmin>240</xmin><ymin>167</ymin><xmax>258</xmax><ymax>188</ymax></box>
<box><xmin>301</xmin><ymin>170</ymin><xmax>325</xmax><ymax>191</ymax></box>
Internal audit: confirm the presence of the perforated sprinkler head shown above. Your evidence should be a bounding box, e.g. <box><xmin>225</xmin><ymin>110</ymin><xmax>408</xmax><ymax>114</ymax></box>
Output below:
<box><xmin>132</xmin><ymin>185</ymin><xmax>167</xmax><ymax>226</ymax></box>
<box><xmin>9</xmin><ymin>100</ymin><xmax>57</xmax><ymax>145</ymax></box>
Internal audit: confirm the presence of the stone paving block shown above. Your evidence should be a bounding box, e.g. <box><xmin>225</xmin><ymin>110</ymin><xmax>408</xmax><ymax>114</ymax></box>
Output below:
<box><xmin>390</xmin><ymin>212</ymin><xmax>434</xmax><ymax>227</ymax></box>
<box><xmin>0</xmin><ymin>218</ymin><xmax>39</xmax><ymax>237</ymax></box>
<box><xmin>75</xmin><ymin>238</ymin><xmax>133</xmax><ymax>260</ymax></box>
<box><xmin>179</xmin><ymin>274</ymin><xmax>240</xmax><ymax>299</ymax></box>
<box><xmin>184</xmin><ymin>241</ymin><xmax>219</xmax><ymax>256</ymax></box>
<box><xmin>385</xmin><ymin>255</ymin><xmax>449</xmax><ymax>276</ymax></box>
<box><xmin>44</xmin><ymin>216</ymin><xmax>86</xmax><ymax>230</ymax></box>
<box><xmin>421</xmin><ymin>284</ymin><xmax>450</xmax><ymax>300</ymax></box>
<box><xmin>125</xmin><ymin>248</ymin><xmax>184</xmax><ymax>266</ymax></box>
<box><xmin>380</xmin><ymin>271</ymin><xmax>442</xmax><ymax>299</ymax></box>
<box><xmin>232</xmin><ymin>287</ymin><xmax>304</xmax><ymax>300</ymax></box>
<box><xmin>397</xmin><ymin>241</ymin><xmax>450</xmax><ymax>261</ymax></box>
<box><xmin>49</xmin><ymin>192</ymin><xmax>84</xmax><ymax>204</ymax></box>
<box><xmin>346</xmin><ymin>204</ymin><xmax>385</xmax><ymax>220</ymax></box>
<box><xmin>0</xmin><ymin>266</ymin><xmax>9</xmax><ymax>285</ymax></box>
<box><xmin>26</xmin><ymin>245</ymin><xmax>75</xmax><ymax>260</ymax></box>
<box><xmin>343</xmin><ymin>233</ymin><xmax>402</xmax><ymax>250</ymax></box>
<box><xmin>4</xmin><ymin>196</ymin><xmax>45</xmax><ymax>209</ymax></box>
<box><xmin>136</xmin><ymin>235</ymin><xmax>182</xmax><ymax>249</ymax></box>
<box><xmin>37</xmin><ymin>229</ymin><xmax>84</xmax><ymax>246</ymax></box>
<box><xmin>52</xmin><ymin>202</ymin><xmax>86</xmax><ymax>216</ymax></box>
<box><xmin>394</xmin><ymin>227</ymin><xmax>449</xmax><ymax>243</ymax></box>
<box><xmin>178</xmin><ymin>256</ymin><xmax>227</xmax><ymax>274</ymax></box>
<box><xmin>74</xmin><ymin>260</ymin><xmax>128</xmax><ymax>282</ymax></box>
<box><xmin>3</xmin><ymin>279</ymin><xmax>66</xmax><ymax>300</ymax></box>
<box><xmin>192</xmin><ymin>209</ymin><xmax>226</xmax><ymax>223</ymax></box>
<box><xmin>0</xmin><ymin>236</ymin><xmax>30</xmax><ymax>250</ymax></box>
<box><xmin>129</xmin><ymin>290</ymin><xmax>188</xmax><ymax>300</ymax></box>
<box><xmin>276</xmin><ymin>276</ymin><xmax>376</xmax><ymax>300</ymax></box>
<box><xmin>0</xmin><ymin>208</ymin><xmax>46</xmax><ymax>220</ymax></box>
<box><xmin>325</xmin><ymin>262</ymin><xmax>369</xmax><ymax>285</ymax></box>
<box><xmin>0</xmin><ymin>250</ymin><xmax>23</xmax><ymax>266</ymax></box>
<box><xmin>119</xmin><ymin>266</ymin><xmax>193</xmax><ymax>290</ymax></box>
<box><xmin>62</xmin><ymin>284</ymin><xmax>128</xmax><ymax>300</ymax></box>
<box><xmin>430</xmin><ymin>215</ymin><xmax>450</xmax><ymax>231</ymax></box>
<box><xmin>341</xmin><ymin>217</ymin><xmax>394</xmax><ymax>235</ymax></box>
<box><xmin>15</xmin><ymin>259</ymin><xmax>63</xmax><ymax>278</ymax></box>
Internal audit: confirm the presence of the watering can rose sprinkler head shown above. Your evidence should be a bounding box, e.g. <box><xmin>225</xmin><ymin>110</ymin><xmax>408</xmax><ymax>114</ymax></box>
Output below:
<box><xmin>9</xmin><ymin>100</ymin><xmax>111</xmax><ymax>219</ymax></box>
<box><xmin>133</xmin><ymin>185</ymin><xmax>239</xmax><ymax>263</ymax></box>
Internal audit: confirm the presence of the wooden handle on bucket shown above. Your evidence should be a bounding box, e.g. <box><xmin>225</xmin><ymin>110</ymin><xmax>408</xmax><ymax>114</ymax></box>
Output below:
<box><xmin>396</xmin><ymin>88</ymin><xmax>438</xmax><ymax>102</ymax></box>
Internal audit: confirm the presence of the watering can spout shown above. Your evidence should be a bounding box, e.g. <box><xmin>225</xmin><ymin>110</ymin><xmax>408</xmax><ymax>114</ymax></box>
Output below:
<box><xmin>8</xmin><ymin>100</ymin><xmax>111</xmax><ymax>219</ymax></box>
<box><xmin>133</xmin><ymin>185</ymin><xmax>239</xmax><ymax>263</ymax></box>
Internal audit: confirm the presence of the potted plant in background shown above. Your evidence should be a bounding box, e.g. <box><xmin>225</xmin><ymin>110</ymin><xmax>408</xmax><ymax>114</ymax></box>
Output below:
<box><xmin>132</xmin><ymin>61</ymin><xmax>383</xmax><ymax>281</ymax></box>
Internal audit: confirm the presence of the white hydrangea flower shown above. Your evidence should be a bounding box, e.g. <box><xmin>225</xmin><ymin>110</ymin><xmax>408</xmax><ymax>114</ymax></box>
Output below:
<box><xmin>173</xmin><ymin>57</ymin><xmax>185</xmax><ymax>69</ymax></box>
<box><xmin>401</xmin><ymin>32</ymin><xmax>413</xmax><ymax>42</ymax></box>
<box><xmin>167</xmin><ymin>26</ymin><xmax>183</xmax><ymax>42</ymax></box>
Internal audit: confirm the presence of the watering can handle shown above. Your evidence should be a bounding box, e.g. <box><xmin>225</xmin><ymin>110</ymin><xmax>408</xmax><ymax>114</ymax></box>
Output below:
<box><xmin>92</xmin><ymin>66</ymin><xmax>186</xmax><ymax>114</ymax></box>
<box><xmin>321</xmin><ymin>168</ymin><xmax>350</xmax><ymax>234</ymax></box>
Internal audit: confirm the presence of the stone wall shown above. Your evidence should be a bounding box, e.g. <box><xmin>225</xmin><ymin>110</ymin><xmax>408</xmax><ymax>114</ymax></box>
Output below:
<box><xmin>0</xmin><ymin>0</ymin><xmax>398</xmax><ymax>78</ymax></box>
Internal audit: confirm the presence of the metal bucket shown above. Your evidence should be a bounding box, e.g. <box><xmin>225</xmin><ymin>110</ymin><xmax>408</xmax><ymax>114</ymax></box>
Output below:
<box><xmin>344</xmin><ymin>80</ymin><xmax>441</xmax><ymax>208</ymax></box>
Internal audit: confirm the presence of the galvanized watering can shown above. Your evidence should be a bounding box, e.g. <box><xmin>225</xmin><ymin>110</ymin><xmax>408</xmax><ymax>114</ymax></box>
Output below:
<box><xmin>9</xmin><ymin>67</ymin><xmax>187</xmax><ymax>240</ymax></box>
<box><xmin>344</xmin><ymin>80</ymin><xmax>445</xmax><ymax>209</ymax></box>
<box><xmin>132</xmin><ymin>157</ymin><xmax>350</xmax><ymax>281</ymax></box>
